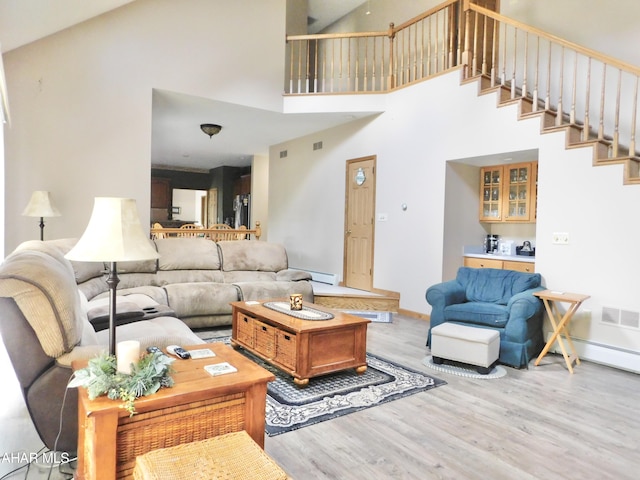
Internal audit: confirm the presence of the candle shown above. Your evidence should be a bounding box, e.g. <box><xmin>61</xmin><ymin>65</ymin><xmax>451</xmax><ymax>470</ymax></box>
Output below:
<box><xmin>289</xmin><ymin>293</ymin><xmax>303</xmax><ymax>311</ymax></box>
<box><xmin>116</xmin><ymin>340</ymin><xmax>140</xmax><ymax>374</ymax></box>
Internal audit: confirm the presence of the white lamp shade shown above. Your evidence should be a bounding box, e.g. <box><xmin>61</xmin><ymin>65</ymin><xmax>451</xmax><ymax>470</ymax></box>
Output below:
<box><xmin>22</xmin><ymin>191</ymin><xmax>61</xmax><ymax>217</ymax></box>
<box><xmin>65</xmin><ymin>197</ymin><xmax>159</xmax><ymax>262</ymax></box>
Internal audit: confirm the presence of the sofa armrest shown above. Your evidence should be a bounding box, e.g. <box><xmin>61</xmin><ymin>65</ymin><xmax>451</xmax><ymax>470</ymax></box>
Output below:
<box><xmin>276</xmin><ymin>269</ymin><xmax>312</xmax><ymax>282</ymax></box>
<box><xmin>56</xmin><ymin>345</ymin><xmax>108</xmax><ymax>368</ymax></box>
<box><xmin>504</xmin><ymin>287</ymin><xmax>544</xmax><ymax>340</ymax></box>
<box><xmin>426</xmin><ymin>280</ymin><xmax>466</xmax><ymax>309</ymax></box>
<box><xmin>507</xmin><ymin>287</ymin><xmax>544</xmax><ymax>317</ymax></box>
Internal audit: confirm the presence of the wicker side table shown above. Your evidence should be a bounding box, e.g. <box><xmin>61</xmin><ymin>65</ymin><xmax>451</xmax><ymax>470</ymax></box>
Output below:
<box><xmin>133</xmin><ymin>430</ymin><xmax>289</xmax><ymax>480</ymax></box>
<box><xmin>74</xmin><ymin>343</ymin><xmax>274</xmax><ymax>480</ymax></box>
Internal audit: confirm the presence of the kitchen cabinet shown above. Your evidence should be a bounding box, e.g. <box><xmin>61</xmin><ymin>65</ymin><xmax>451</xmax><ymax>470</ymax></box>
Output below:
<box><xmin>464</xmin><ymin>256</ymin><xmax>535</xmax><ymax>273</ymax></box>
<box><xmin>479</xmin><ymin>162</ymin><xmax>537</xmax><ymax>223</ymax></box>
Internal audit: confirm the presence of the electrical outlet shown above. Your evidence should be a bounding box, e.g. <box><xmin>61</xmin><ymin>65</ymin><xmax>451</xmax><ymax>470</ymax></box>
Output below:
<box><xmin>377</xmin><ymin>213</ymin><xmax>388</xmax><ymax>222</ymax></box>
<box><xmin>552</xmin><ymin>232</ymin><xmax>569</xmax><ymax>244</ymax></box>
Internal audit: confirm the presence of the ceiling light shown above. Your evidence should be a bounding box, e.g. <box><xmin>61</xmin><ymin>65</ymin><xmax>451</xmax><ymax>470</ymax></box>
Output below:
<box><xmin>200</xmin><ymin>123</ymin><xmax>222</xmax><ymax>138</ymax></box>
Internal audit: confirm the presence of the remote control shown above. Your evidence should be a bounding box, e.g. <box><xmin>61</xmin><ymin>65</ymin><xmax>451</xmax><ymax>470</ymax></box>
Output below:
<box><xmin>166</xmin><ymin>345</ymin><xmax>191</xmax><ymax>359</ymax></box>
<box><xmin>146</xmin><ymin>346</ymin><xmax>162</xmax><ymax>354</ymax></box>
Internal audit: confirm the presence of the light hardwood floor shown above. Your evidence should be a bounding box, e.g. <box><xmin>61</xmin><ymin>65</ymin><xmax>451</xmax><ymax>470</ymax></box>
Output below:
<box><xmin>264</xmin><ymin>314</ymin><xmax>640</xmax><ymax>480</ymax></box>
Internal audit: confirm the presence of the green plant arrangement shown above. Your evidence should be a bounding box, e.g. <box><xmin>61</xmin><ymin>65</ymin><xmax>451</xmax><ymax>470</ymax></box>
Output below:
<box><xmin>69</xmin><ymin>351</ymin><xmax>175</xmax><ymax>415</ymax></box>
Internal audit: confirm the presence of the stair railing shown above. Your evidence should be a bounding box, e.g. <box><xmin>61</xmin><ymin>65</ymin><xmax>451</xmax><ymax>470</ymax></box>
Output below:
<box><xmin>285</xmin><ymin>0</ymin><xmax>461</xmax><ymax>95</ymax></box>
<box><xmin>462</xmin><ymin>2</ymin><xmax>640</xmax><ymax>160</ymax></box>
<box><xmin>285</xmin><ymin>0</ymin><xmax>639</xmax><ymax>168</ymax></box>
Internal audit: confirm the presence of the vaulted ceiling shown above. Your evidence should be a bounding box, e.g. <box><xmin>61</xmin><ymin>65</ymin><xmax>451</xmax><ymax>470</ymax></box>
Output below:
<box><xmin>0</xmin><ymin>0</ymin><xmax>370</xmax><ymax>170</ymax></box>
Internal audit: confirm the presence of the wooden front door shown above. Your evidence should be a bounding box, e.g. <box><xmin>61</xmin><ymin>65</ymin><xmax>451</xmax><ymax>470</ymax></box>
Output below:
<box><xmin>344</xmin><ymin>156</ymin><xmax>376</xmax><ymax>291</ymax></box>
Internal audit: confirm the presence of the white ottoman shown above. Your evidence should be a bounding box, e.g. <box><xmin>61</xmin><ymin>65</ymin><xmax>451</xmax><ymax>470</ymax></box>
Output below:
<box><xmin>431</xmin><ymin>323</ymin><xmax>500</xmax><ymax>374</ymax></box>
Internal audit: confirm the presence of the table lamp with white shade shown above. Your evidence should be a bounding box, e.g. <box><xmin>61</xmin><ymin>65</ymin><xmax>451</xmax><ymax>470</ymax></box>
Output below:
<box><xmin>22</xmin><ymin>190</ymin><xmax>61</xmax><ymax>240</ymax></box>
<box><xmin>65</xmin><ymin>197</ymin><xmax>159</xmax><ymax>355</ymax></box>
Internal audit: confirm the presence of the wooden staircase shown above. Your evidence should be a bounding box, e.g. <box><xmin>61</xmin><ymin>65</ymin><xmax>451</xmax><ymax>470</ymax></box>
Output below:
<box><xmin>464</xmin><ymin>74</ymin><xmax>640</xmax><ymax>185</ymax></box>
<box><xmin>460</xmin><ymin>2</ymin><xmax>640</xmax><ymax>186</ymax></box>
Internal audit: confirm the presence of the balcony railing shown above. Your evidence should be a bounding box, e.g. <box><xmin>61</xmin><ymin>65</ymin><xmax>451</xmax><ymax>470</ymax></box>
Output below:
<box><xmin>285</xmin><ymin>0</ymin><xmax>640</xmax><ymax>163</ymax></box>
<box><xmin>285</xmin><ymin>0</ymin><xmax>461</xmax><ymax>94</ymax></box>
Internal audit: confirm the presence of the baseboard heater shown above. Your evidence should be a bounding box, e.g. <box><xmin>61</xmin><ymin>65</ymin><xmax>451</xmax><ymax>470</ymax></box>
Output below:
<box><xmin>291</xmin><ymin>269</ymin><xmax>338</xmax><ymax>286</ymax></box>
<box><xmin>544</xmin><ymin>332</ymin><xmax>640</xmax><ymax>374</ymax></box>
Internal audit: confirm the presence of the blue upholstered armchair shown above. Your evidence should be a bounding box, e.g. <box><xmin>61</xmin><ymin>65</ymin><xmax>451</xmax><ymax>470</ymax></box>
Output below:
<box><xmin>425</xmin><ymin>267</ymin><xmax>545</xmax><ymax>368</ymax></box>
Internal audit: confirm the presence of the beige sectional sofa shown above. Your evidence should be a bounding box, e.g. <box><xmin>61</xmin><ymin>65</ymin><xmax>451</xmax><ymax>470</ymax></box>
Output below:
<box><xmin>77</xmin><ymin>237</ymin><xmax>313</xmax><ymax>328</ymax></box>
<box><xmin>0</xmin><ymin>236</ymin><xmax>313</xmax><ymax>454</ymax></box>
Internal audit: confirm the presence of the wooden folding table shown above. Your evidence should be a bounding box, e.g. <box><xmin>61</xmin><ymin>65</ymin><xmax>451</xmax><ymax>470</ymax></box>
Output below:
<box><xmin>534</xmin><ymin>290</ymin><xmax>590</xmax><ymax>373</ymax></box>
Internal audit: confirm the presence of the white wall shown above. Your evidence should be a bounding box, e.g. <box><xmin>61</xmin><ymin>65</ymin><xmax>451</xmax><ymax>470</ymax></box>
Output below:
<box><xmin>503</xmin><ymin>0</ymin><xmax>640</xmax><ymax>66</ymax></box>
<box><xmin>251</xmin><ymin>154</ymin><xmax>270</xmax><ymax>241</ymax></box>
<box><xmin>270</xmin><ymin>69</ymin><xmax>640</xmax><ymax>361</ymax></box>
<box><xmin>3</xmin><ymin>0</ymin><xmax>287</xmax><ymax>253</ymax></box>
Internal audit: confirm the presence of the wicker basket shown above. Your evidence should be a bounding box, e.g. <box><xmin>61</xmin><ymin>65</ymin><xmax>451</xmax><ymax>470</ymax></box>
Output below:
<box><xmin>274</xmin><ymin>330</ymin><xmax>297</xmax><ymax>369</ymax></box>
<box><xmin>133</xmin><ymin>430</ymin><xmax>289</xmax><ymax>480</ymax></box>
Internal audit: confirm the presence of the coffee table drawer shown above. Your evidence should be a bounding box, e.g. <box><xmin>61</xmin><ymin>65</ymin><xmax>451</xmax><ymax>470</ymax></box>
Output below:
<box><xmin>274</xmin><ymin>330</ymin><xmax>297</xmax><ymax>369</ymax></box>
<box><xmin>254</xmin><ymin>320</ymin><xmax>275</xmax><ymax>358</ymax></box>
<box><xmin>236</xmin><ymin>313</ymin><xmax>255</xmax><ymax>348</ymax></box>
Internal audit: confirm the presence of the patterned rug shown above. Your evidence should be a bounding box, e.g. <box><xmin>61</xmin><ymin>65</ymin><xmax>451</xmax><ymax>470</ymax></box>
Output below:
<box><xmin>198</xmin><ymin>334</ymin><xmax>445</xmax><ymax>436</ymax></box>
<box><xmin>422</xmin><ymin>355</ymin><xmax>507</xmax><ymax>379</ymax></box>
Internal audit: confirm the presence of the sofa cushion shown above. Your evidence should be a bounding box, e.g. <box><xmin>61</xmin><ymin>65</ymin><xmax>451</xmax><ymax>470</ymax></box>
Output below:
<box><xmin>155</xmin><ymin>238</ymin><xmax>221</xmax><ymax>270</ymax></box>
<box><xmin>218</xmin><ymin>240</ymin><xmax>288</xmax><ymax>272</ymax></box>
<box><xmin>234</xmin><ymin>280</ymin><xmax>314</xmax><ymax>303</ymax></box>
<box><xmin>156</xmin><ymin>269</ymin><xmax>224</xmax><ymax>286</ymax></box>
<box><xmin>457</xmin><ymin>267</ymin><xmax>541</xmax><ymax>305</ymax></box>
<box><xmin>0</xmin><ymin>250</ymin><xmax>84</xmax><ymax>357</ymax></box>
<box><xmin>444</xmin><ymin>302</ymin><xmax>510</xmax><ymax>328</ymax></box>
<box><xmin>222</xmin><ymin>271</ymin><xmax>277</xmax><ymax>283</ymax></box>
<box><xmin>163</xmin><ymin>282</ymin><xmax>239</xmax><ymax>317</ymax></box>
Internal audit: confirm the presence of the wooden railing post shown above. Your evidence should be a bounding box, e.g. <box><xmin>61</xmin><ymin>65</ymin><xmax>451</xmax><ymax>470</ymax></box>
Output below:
<box><xmin>461</xmin><ymin>0</ymin><xmax>472</xmax><ymax>79</ymax></box>
<box><xmin>388</xmin><ymin>23</ymin><xmax>396</xmax><ymax>90</ymax></box>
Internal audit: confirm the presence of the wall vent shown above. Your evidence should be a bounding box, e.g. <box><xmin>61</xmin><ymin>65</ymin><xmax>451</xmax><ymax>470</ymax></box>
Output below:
<box><xmin>620</xmin><ymin>310</ymin><xmax>640</xmax><ymax>329</ymax></box>
<box><xmin>602</xmin><ymin>306</ymin><xmax>620</xmax><ymax>325</ymax></box>
<box><xmin>279</xmin><ymin>150</ymin><xmax>288</xmax><ymax>158</ymax></box>
<box><xmin>313</xmin><ymin>141</ymin><xmax>323</xmax><ymax>151</ymax></box>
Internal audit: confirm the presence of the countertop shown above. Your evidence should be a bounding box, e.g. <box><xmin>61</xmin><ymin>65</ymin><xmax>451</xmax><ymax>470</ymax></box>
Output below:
<box><xmin>464</xmin><ymin>252</ymin><xmax>535</xmax><ymax>263</ymax></box>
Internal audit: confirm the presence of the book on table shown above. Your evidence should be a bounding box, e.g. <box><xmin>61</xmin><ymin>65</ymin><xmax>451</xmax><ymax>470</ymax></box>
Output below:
<box><xmin>204</xmin><ymin>362</ymin><xmax>237</xmax><ymax>376</ymax></box>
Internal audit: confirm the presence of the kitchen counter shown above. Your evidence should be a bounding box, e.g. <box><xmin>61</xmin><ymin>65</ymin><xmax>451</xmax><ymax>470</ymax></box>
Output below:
<box><xmin>464</xmin><ymin>253</ymin><xmax>535</xmax><ymax>263</ymax></box>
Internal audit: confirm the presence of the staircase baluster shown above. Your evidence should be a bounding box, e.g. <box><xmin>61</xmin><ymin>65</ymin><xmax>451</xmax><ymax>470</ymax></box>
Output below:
<box><xmin>630</xmin><ymin>75</ymin><xmax>638</xmax><ymax>157</ymax></box>
<box><xmin>428</xmin><ymin>14</ymin><xmax>433</xmax><ymax>76</ymax></box>
<box><xmin>613</xmin><ymin>68</ymin><xmax>622</xmax><ymax>158</ymax></box>
<box><xmin>570</xmin><ymin>51</ymin><xmax>578</xmax><ymax>124</ymax></box>
<box><xmin>314</xmin><ymin>39</ymin><xmax>318</xmax><ymax>93</ymax></box>
<box><xmin>545</xmin><ymin>41</ymin><xmax>552</xmax><ymax>111</ymax></box>
<box><xmin>532</xmin><ymin>36</ymin><xmax>540</xmax><ymax>111</ymax></box>
<box><xmin>556</xmin><ymin>46</ymin><xmax>565</xmax><ymax>127</ymax></box>
<box><xmin>288</xmin><ymin>40</ymin><xmax>294</xmax><ymax>93</ymax></box>
<box><xmin>472</xmin><ymin>9</ymin><xmax>479</xmax><ymax>75</ymax></box>
<box><xmin>583</xmin><ymin>57</ymin><xmax>592</xmax><ymax>141</ymax></box>
<box><xmin>490</xmin><ymin>17</ymin><xmax>497</xmax><ymax>87</ymax></box>
<box><xmin>305</xmin><ymin>40</ymin><xmax>310</xmax><ymax>94</ymax></box>
<box><xmin>481</xmin><ymin>15</ymin><xmax>488</xmax><ymax>76</ymax></box>
<box><xmin>448</xmin><ymin>7</ymin><xmax>454</xmax><ymax>69</ymax></box>
<box><xmin>598</xmin><ymin>64</ymin><xmax>607</xmax><ymax>142</ymax></box>
<box><xmin>511</xmin><ymin>28</ymin><xmax>517</xmax><ymax>99</ymax></box>
<box><xmin>522</xmin><ymin>32</ymin><xmax>529</xmax><ymax>99</ymax></box>
<box><xmin>500</xmin><ymin>23</ymin><xmax>507</xmax><ymax>86</ymax></box>
<box><xmin>421</xmin><ymin>18</ymin><xmax>426</xmax><ymax>79</ymax></box>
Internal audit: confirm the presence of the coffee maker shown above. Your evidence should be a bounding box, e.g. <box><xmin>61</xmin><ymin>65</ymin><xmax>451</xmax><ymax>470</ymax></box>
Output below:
<box><xmin>484</xmin><ymin>234</ymin><xmax>499</xmax><ymax>253</ymax></box>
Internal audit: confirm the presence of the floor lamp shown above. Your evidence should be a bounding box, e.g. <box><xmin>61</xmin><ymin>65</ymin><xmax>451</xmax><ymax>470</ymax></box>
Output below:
<box><xmin>22</xmin><ymin>191</ymin><xmax>61</xmax><ymax>240</ymax></box>
<box><xmin>65</xmin><ymin>198</ymin><xmax>159</xmax><ymax>355</ymax></box>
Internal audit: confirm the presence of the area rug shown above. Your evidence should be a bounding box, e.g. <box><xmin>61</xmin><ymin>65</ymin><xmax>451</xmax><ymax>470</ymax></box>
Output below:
<box><xmin>340</xmin><ymin>310</ymin><xmax>393</xmax><ymax>323</ymax></box>
<box><xmin>422</xmin><ymin>355</ymin><xmax>507</xmax><ymax>379</ymax></box>
<box><xmin>198</xmin><ymin>334</ymin><xmax>445</xmax><ymax>436</ymax></box>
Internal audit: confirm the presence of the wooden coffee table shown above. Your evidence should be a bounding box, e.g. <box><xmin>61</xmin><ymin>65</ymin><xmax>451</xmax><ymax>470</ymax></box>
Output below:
<box><xmin>231</xmin><ymin>300</ymin><xmax>370</xmax><ymax>386</ymax></box>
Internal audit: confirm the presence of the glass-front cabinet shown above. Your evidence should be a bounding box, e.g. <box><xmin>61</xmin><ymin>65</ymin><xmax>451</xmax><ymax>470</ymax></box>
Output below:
<box><xmin>479</xmin><ymin>161</ymin><xmax>537</xmax><ymax>223</ymax></box>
